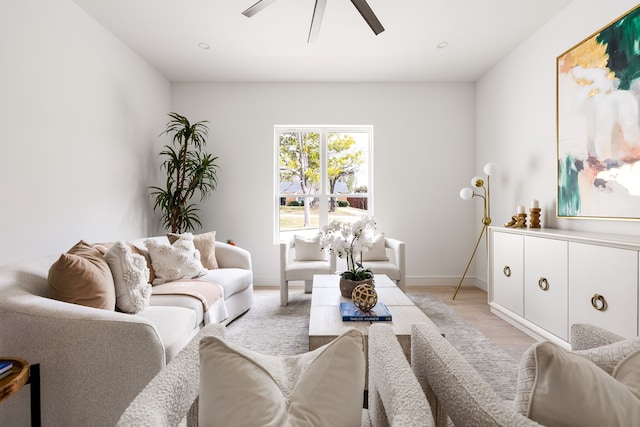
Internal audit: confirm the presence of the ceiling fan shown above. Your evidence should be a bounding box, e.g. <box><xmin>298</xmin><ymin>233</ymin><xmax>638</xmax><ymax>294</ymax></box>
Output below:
<box><xmin>242</xmin><ymin>0</ymin><xmax>385</xmax><ymax>43</ymax></box>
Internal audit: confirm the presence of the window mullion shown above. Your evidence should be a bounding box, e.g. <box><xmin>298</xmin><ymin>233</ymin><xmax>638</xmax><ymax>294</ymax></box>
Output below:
<box><xmin>319</xmin><ymin>128</ymin><xmax>329</xmax><ymax>229</ymax></box>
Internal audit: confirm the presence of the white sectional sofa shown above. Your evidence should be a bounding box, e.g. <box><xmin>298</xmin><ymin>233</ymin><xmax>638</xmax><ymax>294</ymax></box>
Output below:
<box><xmin>0</xmin><ymin>236</ymin><xmax>253</xmax><ymax>427</ymax></box>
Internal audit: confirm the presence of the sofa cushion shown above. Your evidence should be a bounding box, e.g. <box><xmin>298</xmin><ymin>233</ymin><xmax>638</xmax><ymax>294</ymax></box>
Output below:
<box><xmin>104</xmin><ymin>241</ymin><xmax>151</xmax><ymax>314</ymax></box>
<box><xmin>514</xmin><ymin>341</ymin><xmax>640</xmax><ymax>426</ymax></box>
<box><xmin>167</xmin><ymin>231</ymin><xmax>218</xmax><ymax>270</ymax></box>
<box><xmin>361</xmin><ymin>233</ymin><xmax>388</xmax><ymax>261</ymax></box>
<box><xmin>48</xmin><ymin>240</ymin><xmax>116</xmax><ymax>310</ymax></box>
<box><xmin>149</xmin><ymin>294</ymin><xmax>205</xmax><ymax>326</ymax></box>
<box><xmin>200</xmin><ymin>268</ymin><xmax>252</xmax><ymax>299</ymax></box>
<box><xmin>198</xmin><ymin>328</ymin><xmax>365</xmax><ymax>427</ymax></box>
<box><xmin>145</xmin><ymin>234</ymin><xmax>207</xmax><ymax>285</ymax></box>
<box><xmin>136</xmin><ymin>306</ymin><xmax>198</xmax><ymax>362</ymax></box>
<box><xmin>294</xmin><ymin>234</ymin><xmax>325</xmax><ymax>261</ymax></box>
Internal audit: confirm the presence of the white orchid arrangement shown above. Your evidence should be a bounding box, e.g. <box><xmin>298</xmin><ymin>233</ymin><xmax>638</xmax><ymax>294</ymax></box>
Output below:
<box><xmin>321</xmin><ymin>216</ymin><xmax>376</xmax><ymax>281</ymax></box>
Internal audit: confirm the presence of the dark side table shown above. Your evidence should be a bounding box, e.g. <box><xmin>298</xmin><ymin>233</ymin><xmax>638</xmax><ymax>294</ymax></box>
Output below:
<box><xmin>0</xmin><ymin>357</ymin><xmax>40</xmax><ymax>427</ymax></box>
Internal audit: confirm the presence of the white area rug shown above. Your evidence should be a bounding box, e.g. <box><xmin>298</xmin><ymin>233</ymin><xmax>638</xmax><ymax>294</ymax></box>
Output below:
<box><xmin>225</xmin><ymin>289</ymin><xmax>519</xmax><ymax>400</ymax></box>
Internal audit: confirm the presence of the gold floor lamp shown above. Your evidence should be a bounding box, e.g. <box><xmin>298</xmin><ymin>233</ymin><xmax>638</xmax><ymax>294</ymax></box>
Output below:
<box><xmin>453</xmin><ymin>162</ymin><xmax>498</xmax><ymax>300</ymax></box>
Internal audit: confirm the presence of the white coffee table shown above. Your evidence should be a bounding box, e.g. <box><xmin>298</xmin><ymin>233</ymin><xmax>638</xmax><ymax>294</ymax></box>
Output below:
<box><xmin>308</xmin><ymin>274</ymin><xmax>440</xmax><ymax>363</ymax></box>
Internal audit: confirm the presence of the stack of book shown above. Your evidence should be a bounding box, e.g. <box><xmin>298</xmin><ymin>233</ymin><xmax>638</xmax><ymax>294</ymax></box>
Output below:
<box><xmin>340</xmin><ymin>302</ymin><xmax>392</xmax><ymax>321</ymax></box>
<box><xmin>0</xmin><ymin>361</ymin><xmax>14</xmax><ymax>380</ymax></box>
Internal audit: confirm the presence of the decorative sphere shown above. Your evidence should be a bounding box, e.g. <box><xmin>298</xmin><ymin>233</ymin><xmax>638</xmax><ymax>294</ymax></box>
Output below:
<box><xmin>352</xmin><ymin>284</ymin><xmax>378</xmax><ymax>311</ymax></box>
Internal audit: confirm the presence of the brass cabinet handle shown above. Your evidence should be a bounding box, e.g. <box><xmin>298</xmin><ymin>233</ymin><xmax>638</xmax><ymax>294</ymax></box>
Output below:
<box><xmin>591</xmin><ymin>294</ymin><xmax>607</xmax><ymax>311</ymax></box>
<box><xmin>503</xmin><ymin>266</ymin><xmax>511</xmax><ymax>277</ymax></box>
<box><xmin>538</xmin><ymin>277</ymin><xmax>549</xmax><ymax>291</ymax></box>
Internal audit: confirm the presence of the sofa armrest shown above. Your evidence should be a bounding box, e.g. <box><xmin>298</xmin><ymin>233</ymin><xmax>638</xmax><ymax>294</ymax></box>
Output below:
<box><xmin>385</xmin><ymin>237</ymin><xmax>406</xmax><ymax>291</ymax></box>
<box><xmin>117</xmin><ymin>323</ymin><xmax>226</xmax><ymax>427</ymax></box>
<box><xmin>0</xmin><ymin>294</ymin><xmax>167</xmax><ymax>427</ymax></box>
<box><xmin>280</xmin><ymin>240</ymin><xmax>291</xmax><ymax>284</ymax></box>
<box><xmin>570</xmin><ymin>323</ymin><xmax>626</xmax><ymax>351</ymax></box>
<box><xmin>214</xmin><ymin>242</ymin><xmax>252</xmax><ymax>270</ymax></box>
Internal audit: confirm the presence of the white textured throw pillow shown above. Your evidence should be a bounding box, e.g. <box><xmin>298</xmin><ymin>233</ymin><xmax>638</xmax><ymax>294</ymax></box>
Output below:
<box><xmin>104</xmin><ymin>241</ymin><xmax>151</xmax><ymax>313</ymax></box>
<box><xmin>361</xmin><ymin>233</ymin><xmax>388</xmax><ymax>261</ymax></box>
<box><xmin>144</xmin><ymin>233</ymin><xmax>207</xmax><ymax>285</ymax></box>
<box><xmin>294</xmin><ymin>234</ymin><xmax>325</xmax><ymax>261</ymax></box>
<box><xmin>199</xmin><ymin>329</ymin><xmax>366</xmax><ymax>427</ymax></box>
<box><xmin>515</xmin><ymin>341</ymin><xmax>640</xmax><ymax>426</ymax></box>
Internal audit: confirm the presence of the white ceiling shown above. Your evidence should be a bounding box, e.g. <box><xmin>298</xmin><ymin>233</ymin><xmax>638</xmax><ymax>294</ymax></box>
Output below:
<box><xmin>72</xmin><ymin>0</ymin><xmax>571</xmax><ymax>83</ymax></box>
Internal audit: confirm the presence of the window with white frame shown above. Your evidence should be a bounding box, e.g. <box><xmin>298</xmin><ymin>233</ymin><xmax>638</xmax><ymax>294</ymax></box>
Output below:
<box><xmin>275</xmin><ymin>125</ymin><xmax>373</xmax><ymax>243</ymax></box>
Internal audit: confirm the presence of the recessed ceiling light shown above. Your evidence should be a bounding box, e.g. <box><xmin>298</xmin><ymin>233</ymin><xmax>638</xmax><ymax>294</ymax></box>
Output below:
<box><xmin>198</xmin><ymin>42</ymin><xmax>210</xmax><ymax>50</ymax></box>
<box><xmin>437</xmin><ymin>41</ymin><xmax>449</xmax><ymax>49</ymax></box>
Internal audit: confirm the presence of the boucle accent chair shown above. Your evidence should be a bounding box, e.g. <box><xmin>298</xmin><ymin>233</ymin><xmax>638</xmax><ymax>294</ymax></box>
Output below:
<box><xmin>118</xmin><ymin>323</ymin><xmax>434</xmax><ymax>426</ymax></box>
<box><xmin>411</xmin><ymin>322</ymin><xmax>543</xmax><ymax>427</ymax></box>
<box><xmin>367</xmin><ymin>323</ymin><xmax>434</xmax><ymax>427</ymax></box>
<box><xmin>411</xmin><ymin>321</ymin><xmax>640</xmax><ymax>427</ymax></box>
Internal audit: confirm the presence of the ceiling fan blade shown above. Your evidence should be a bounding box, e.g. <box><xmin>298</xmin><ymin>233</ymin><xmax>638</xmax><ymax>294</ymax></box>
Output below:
<box><xmin>242</xmin><ymin>0</ymin><xmax>279</xmax><ymax>18</ymax></box>
<box><xmin>350</xmin><ymin>0</ymin><xmax>385</xmax><ymax>35</ymax></box>
<box><xmin>307</xmin><ymin>0</ymin><xmax>328</xmax><ymax>43</ymax></box>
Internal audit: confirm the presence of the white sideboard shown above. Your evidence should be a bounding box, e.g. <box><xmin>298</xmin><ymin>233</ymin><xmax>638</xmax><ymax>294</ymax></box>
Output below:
<box><xmin>488</xmin><ymin>227</ymin><xmax>640</xmax><ymax>348</ymax></box>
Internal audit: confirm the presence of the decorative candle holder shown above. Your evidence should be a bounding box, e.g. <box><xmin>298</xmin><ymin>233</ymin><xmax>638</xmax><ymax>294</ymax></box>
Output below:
<box><xmin>514</xmin><ymin>213</ymin><xmax>527</xmax><ymax>228</ymax></box>
<box><xmin>529</xmin><ymin>208</ymin><xmax>541</xmax><ymax>228</ymax></box>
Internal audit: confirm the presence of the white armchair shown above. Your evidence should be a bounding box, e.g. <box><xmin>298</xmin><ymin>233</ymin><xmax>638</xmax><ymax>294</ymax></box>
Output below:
<box><xmin>280</xmin><ymin>234</ymin><xmax>336</xmax><ymax>306</ymax></box>
<box><xmin>332</xmin><ymin>236</ymin><xmax>406</xmax><ymax>292</ymax></box>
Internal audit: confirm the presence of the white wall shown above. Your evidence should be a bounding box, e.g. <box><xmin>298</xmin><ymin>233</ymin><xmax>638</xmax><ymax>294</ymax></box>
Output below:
<box><xmin>476</xmin><ymin>0</ymin><xmax>640</xmax><ymax>280</ymax></box>
<box><xmin>0</xmin><ymin>0</ymin><xmax>170</xmax><ymax>265</ymax></box>
<box><xmin>171</xmin><ymin>83</ymin><xmax>477</xmax><ymax>286</ymax></box>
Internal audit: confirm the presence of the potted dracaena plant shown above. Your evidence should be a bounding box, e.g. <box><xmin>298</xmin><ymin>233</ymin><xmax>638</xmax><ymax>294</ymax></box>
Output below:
<box><xmin>150</xmin><ymin>112</ymin><xmax>219</xmax><ymax>233</ymax></box>
<box><xmin>321</xmin><ymin>216</ymin><xmax>376</xmax><ymax>298</ymax></box>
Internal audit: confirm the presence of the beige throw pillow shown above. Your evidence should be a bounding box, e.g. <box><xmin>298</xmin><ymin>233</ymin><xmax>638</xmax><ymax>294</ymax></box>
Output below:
<box><xmin>104</xmin><ymin>241</ymin><xmax>151</xmax><ymax>314</ymax></box>
<box><xmin>515</xmin><ymin>341</ymin><xmax>640</xmax><ymax>426</ymax></box>
<box><xmin>613</xmin><ymin>349</ymin><xmax>640</xmax><ymax>400</ymax></box>
<box><xmin>294</xmin><ymin>234</ymin><xmax>325</xmax><ymax>261</ymax></box>
<box><xmin>361</xmin><ymin>233</ymin><xmax>388</xmax><ymax>261</ymax></box>
<box><xmin>199</xmin><ymin>329</ymin><xmax>365</xmax><ymax>427</ymax></box>
<box><xmin>167</xmin><ymin>231</ymin><xmax>218</xmax><ymax>270</ymax></box>
<box><xmin>145</xmin><ymin>233</ymin><xmax>207</xmax><ymax>285</ymax></box>
<box><xmin>48</xmin><ymin>240</ymin><xmax>116</xmax><ymax>310</ymax></box>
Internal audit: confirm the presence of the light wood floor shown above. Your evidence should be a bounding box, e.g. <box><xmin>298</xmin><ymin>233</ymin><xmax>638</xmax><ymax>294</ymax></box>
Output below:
<box><xmin>256</xmin><ymin>285</ymin><xmax>536</xmax><ymax>361</ymax></box>
<box><xmin>410</xmin><ymin>285</ymin><xmax>536</xmax><ymax>361</ymax></box>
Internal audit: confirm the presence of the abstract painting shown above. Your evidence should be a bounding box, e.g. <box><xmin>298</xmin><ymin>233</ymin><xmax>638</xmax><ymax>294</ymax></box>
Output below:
<box><xmin>557</xmin><ymin>5</ymin><xmax>640</xmax><ymax>220</ymax></box>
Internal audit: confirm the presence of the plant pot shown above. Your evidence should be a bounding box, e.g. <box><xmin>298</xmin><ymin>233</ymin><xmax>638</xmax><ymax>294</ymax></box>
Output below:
<box><xmin>339</xmin><ymin>276</ymin><xmax>374</xmax><ymax>299</ymax></box>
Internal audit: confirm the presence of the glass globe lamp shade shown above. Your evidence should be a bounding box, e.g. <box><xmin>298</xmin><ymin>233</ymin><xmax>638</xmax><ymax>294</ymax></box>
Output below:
<box><xmin>484</xmin><ymin>162</ymin><xmax>498</xmax><ymax>176</ymax></box>
<box><xmin>471</xmin><ymin>176</ymin><xmax>484</xmax><ymax>188</ymax></box>
<box><xmin>459</xmin><ymin>187</ymin><xmax>474</xmax><ymax>200</ymax></box>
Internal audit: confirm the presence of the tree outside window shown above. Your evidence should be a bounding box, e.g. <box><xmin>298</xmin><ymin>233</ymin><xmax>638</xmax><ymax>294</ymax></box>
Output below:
<box><xmin>276</xmin><ymin>126</ymin><xmax>372</xmax><ymax>242</ymax></box>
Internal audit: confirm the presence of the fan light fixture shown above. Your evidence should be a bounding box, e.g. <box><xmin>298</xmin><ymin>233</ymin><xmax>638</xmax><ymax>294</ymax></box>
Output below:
<box><xmin>242</xmin><ymin>0</ymin><xmax>385</xmax><ymax>43</ymax></box>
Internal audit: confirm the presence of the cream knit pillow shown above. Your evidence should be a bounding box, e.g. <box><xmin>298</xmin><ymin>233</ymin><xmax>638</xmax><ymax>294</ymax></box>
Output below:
<box><xmin>104</xmin><ymin>241</ymin><xmax>151</xmax><ymax>313</ymax></box>
<box><xmin>145</xmin><ymin>233</ymin><xmax>207</xmax><ymax>285</ymax></box>
<box><xmin>361</xmin><ymin>233</ymin><xmax>388</xmax><ymax>261</ymax></box>
<box><xmin>167</xmin><ymin>231</ymin><xmax>218</xmax><ymax>270</ymax></box>
<box><xmin>294</xmin><ymin>234</ymin><xmax>325</xmax><ymax>261</ymax></box>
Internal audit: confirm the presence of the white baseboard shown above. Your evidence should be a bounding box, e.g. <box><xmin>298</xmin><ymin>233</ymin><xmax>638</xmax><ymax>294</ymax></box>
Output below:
<box><xmin>253</xmin><ymin>275</ymin><xmax>488</xmax><ymax>291</ymax></box>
